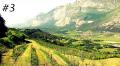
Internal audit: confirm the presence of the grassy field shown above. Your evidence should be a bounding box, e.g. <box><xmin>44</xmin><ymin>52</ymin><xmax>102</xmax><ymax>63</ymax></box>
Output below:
<box><xmin>1</xmin><ymin>39</ymin><xmax>120</xmax><ymax>66</ymax></box>
<box><xmin>35</xmin><ymin>39</ymin><xmax>120</xmax><ymax>66</ymax></box>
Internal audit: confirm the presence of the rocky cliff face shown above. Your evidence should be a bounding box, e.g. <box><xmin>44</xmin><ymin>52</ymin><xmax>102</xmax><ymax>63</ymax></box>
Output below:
<box><xmin>76</xmin><ymin>0</ymin><xmax>120</xmax><ymax>9</ymax></box>
<box><xmin>99</xmin><ymin>8</ymin><xmax>120</xmax><ymax>32</ymax></box>
<box><xmin>24</xmin><ymin>0</ymin><xmax>120</xmax><ymax>33</ymax></box>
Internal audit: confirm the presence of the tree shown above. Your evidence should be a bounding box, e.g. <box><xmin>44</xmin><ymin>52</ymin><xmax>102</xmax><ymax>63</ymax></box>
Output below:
<box><xmin>82</xmin><ymin>39</ymin><xmax>93</xmax><ymax>44</ymax></box>
<box><xmin>0</xmin><ymin>15</ymin><xmax>8</xmax><ymax>38</ymax></box>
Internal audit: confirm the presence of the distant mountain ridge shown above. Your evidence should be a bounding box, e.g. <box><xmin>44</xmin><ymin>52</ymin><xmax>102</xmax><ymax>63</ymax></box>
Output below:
<box><xmin>22</xmin><ymin>0</ymin><xmax>120</xmax><ymax>33</ymax></box>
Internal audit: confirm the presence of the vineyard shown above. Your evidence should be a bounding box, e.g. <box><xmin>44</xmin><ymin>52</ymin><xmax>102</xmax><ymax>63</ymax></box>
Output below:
<box><xmin>0</xmin><ymin>40</ymin><xmax>120</xmax><ymax>66</ymax></box>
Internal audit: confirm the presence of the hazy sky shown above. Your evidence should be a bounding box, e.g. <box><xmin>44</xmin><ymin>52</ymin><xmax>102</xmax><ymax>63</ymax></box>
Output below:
<box><xmin>0</xmin><ymin>0</ymin><xmax>75</xmax><ymax>27</ymax></box>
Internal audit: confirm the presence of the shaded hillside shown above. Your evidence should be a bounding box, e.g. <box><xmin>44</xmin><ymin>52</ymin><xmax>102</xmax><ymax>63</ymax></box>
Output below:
<box><xmin>0</xmin><ymin>16</ymin><xmax>8</xmax><ymax>38</ymax></box>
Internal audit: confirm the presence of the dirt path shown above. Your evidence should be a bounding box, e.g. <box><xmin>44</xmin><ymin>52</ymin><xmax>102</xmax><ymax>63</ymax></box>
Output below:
<box><xmin>14</xmin><ymin>44</ymin><xmax>31</xmax><ymax>66</ymax></box>
<box><xmin>32</xmin><ymin>44</ymin><xmax>52</xmax><ymax>66</ymax></box>
<box><xmin>52</xmin><ymin>53</ymin><xmax>68</xmax><ymax>66</ymax></box>
<box><xmin>30</xmin><ymin>40</ymin><xmax>68</xmax><ymax>66</ymax></box>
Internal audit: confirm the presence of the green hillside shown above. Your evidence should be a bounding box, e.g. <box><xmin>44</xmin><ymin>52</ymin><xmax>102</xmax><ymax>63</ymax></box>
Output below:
<box><xmin>0</xmin><ymin>28</ymin><xmax>28</xmax><ymax>63</ymax></box>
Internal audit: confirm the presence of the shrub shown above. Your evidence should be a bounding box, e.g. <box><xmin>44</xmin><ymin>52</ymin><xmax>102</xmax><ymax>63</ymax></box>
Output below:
<box><xmin>0</xmin><ymin>38</ymin><xmax>14</xmax><ymax>48</ymax></box>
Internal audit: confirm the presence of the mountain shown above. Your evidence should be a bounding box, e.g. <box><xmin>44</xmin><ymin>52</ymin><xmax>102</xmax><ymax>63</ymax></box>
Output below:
<box><xmin>23</xmin><ymin>0</ymin><xmax>120</xmax><ymax>33</ymax></box>
<box><xmin>97</xmin><ymin>7</ymin><xmax>120</xmax><ymax>32</ymax></box>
